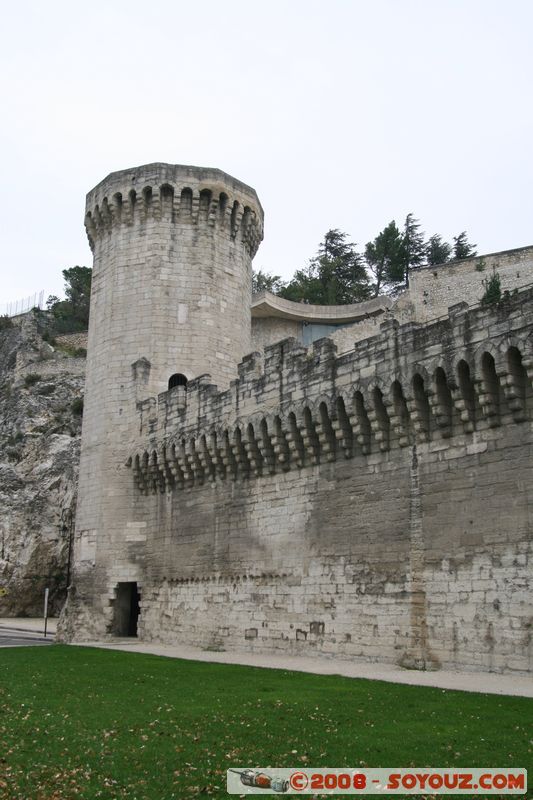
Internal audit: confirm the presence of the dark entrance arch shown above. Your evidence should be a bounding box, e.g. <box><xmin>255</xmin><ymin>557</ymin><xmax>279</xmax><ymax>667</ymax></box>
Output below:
<box><xmin>113</xmin><ymin>582</ymin><xmax>140</xmax><ymax>636</ymax></box>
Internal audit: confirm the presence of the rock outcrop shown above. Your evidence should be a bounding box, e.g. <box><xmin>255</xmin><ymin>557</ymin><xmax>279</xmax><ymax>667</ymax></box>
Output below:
<box><xmin>0</xmin><ymin>313</ymin><xmax>85</xmax><ymax>616</ymax></box>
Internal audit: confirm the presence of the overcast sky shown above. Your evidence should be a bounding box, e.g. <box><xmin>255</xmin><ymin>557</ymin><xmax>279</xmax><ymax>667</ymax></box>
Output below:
<box><xmin>1</xmin><ymin>0</ymin><xmax>532</xmax><ymax>309</ymax></box>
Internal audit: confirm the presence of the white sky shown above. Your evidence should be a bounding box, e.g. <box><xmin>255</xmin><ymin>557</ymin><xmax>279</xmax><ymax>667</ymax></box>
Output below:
<box><xmin>1</xmin><ymin>0</ymin><xmax>532</xmax><ymax>306</ymax></box>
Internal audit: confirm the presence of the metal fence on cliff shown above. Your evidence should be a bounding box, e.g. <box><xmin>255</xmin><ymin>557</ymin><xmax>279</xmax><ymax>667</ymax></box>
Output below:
<box><xmin>0</xmin><ymin>290</ymin><xmax>46</xmax><ymax>317</ymax></box>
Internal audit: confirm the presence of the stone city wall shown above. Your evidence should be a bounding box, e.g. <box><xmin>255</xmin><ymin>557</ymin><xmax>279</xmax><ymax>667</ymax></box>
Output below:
<box><xmin>55</xmin><ymin>332</ymin><xmax>88</xmax><ymax>351</ymax></box>
<box><xmin>16</xmin><ymin>357</ymin><xmax>86</xmax><ymax>383</ymax></box>
<box><xmin>124</xmin><ymin>288</ymin><xmax>533</xmax><ymax>674</ymax></box>
<box><xmin>251</xmin><ymin>316</ymin><xmax>301</xmax><ymax>353</ymax></box>
<box><xmin>251</xmin><ymin>246</ymin><xmax>533</xmax><ymax>355</ymax></box>
<box><xmin>405</xmin><ymin>245</ymin><xmax>533</xmax><ymax>323</ymax></box>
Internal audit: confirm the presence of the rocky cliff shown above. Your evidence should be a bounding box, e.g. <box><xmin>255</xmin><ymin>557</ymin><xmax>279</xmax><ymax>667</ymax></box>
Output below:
<box><xmin>0</xmin><ymin>313</ymin><xmax>85</xmax><ymax>616</ymax></box>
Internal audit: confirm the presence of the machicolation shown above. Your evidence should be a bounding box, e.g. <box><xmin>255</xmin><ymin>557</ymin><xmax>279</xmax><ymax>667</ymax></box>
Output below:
<box><xmin>59</xmin><ymin>162</ymin><xmax>533</xmax><ymax>676</ymax></box>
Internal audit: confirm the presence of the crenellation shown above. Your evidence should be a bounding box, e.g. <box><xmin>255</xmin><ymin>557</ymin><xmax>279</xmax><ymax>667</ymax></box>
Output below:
<box><xmin>85</xmin><ymin>165</ymin><xmax>264</xmax><ymax>259</ymax></box>
<box><xmin>60</xmin><ymin>161</ymin><xmax>533</xmax><ymax>677</ymax></box>
<box><xmin>129</xmin><ymin>286</ymin><xmax>533</xmax><ymax>502</ymax></box>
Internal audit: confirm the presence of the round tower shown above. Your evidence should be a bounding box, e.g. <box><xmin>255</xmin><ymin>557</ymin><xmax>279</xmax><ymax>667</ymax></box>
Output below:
<box><xmin>85</xmin><ymin>163</ymin><xmax>263</xmax><ymax>392</ymax></box>
<box><xmin>62</xmin><ymin>163</ymin><xmax>263</xmax><ymax>639</ymax></box>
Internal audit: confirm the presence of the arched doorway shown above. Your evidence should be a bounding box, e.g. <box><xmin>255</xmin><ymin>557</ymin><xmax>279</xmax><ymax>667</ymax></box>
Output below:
<box><xmin>113</xmin><ymin>582</ymin><xmax>140</xmax><ymax>636</ymax></box>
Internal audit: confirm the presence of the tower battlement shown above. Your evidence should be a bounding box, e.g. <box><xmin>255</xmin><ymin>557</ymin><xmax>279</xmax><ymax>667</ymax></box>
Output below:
<box><xmin>84</xmin><ymin>162</ymin><xmax>264</xmax><ymax>256</ymax></box>
<box><xmin>130</xmin><ymin>287</ymin><xmax>533</xmax><ymax>494</ymax></box>
<box><xmin>61</xmin><ymin>162</ymin><xmax>532</xmax><ymax>676</ymax></box>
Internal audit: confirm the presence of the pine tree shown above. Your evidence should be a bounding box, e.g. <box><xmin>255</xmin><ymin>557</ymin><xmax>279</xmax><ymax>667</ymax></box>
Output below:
<box><xmin>280</xmin><ymin>230</ymin><xmax>371</xmax><ymax>305</ymax></box>
<box><xmin>252</xmin><ymin>269</ymin><xmax>285</xmax><ymax>295</ymax></box>
<box><xmin>425</xmin><ymin>234</ymin><xmax>452</xmax><ymax>266</ymax></box>
<box><xmin>46</xmin><ymin>266</ymin><xmax>92</xmax><ymax>333</ymax></box>
<box><xmin>318</xmin><ymin>229</ymin><xmax>371</xmax><ymax>304</ymax></box>
<box><xmin>453</xmin><ymin>231</ymin><xmax>477</xmax><ymax>259</ymax></box>
<box><xmin>378</xmin><ymin>213</ymin><xmax>426</xmax><ymax>289</ymax></box>
<box><xmin>365</xmin><ymin>221</ymin><xmax>404</xmax><ymax>296</ymax></box>
<box><xmin>277</xmin><ymin>263</ymin><xmax>324</xmax><ymax>304</ymax></box>
<box><xmin>399</xmin><ymin>213</ymin><xmax>426</xmax><ymax>287</ymax></box>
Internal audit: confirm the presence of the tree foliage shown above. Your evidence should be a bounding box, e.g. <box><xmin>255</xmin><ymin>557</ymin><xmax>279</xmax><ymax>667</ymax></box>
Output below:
<box><xmin>453</xmin><ymin>231</ymin><xmax>477</xmax><ymax>260</ymax></box>
<box><xmin>252</xmin><ymin>269</ymin><xmax>285</xmax><ymax>295</ymax></box>
<box><xmin>252</xmin><ymin>218</ymin><xmax>479</xmax><ymax>305</ymax></box>
<box><xmin>46</xmin><ymin>266</ymin><xmax>92</xmax><ymax>333</ymax></box>
<box><xmin>399</xmin><ymin>213</ymin><xmax>426</xmax><ymax>287</ymax></box>
<box><xmin>364</xmin><ymin>221</ymin><xmax>404</xmax><ymax>297</ymax></box>
<box><xmin>481</xmin><ymin>269</ymin><xmax>502</xmax><ymax>305</ymax></box>
<box><xmin>365</xmin><ymin>214</ymin><xmax>427</xmax><ymax>293</ymax></box>
<box><xmin>279</xmin><ymin>229</ymin><xmax>371</xmax><ymax>305</ymax></box>
<box><xmin>425</xmin><ymin>234</ymin><xmax>452</xmax><ymax>266</ymax></box>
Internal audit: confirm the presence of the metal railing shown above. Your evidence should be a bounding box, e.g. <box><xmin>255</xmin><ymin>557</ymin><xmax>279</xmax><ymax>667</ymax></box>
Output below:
<box><xmin>0</xmin><ymin>290</ymin><xmax>46</xmax><ymax>317</ymax></box>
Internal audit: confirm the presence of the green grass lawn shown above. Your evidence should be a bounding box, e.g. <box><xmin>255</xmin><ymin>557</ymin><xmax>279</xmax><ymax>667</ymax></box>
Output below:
<box><xmin>0</xmin><ymin>645</ymin><xmax>531</xmax><ymax>799</ymax></box>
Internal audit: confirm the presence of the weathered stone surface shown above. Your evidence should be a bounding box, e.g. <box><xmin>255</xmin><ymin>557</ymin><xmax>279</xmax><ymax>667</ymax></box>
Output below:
<box><xmin>58</xmin><ymin>162</ymin><xmax>532</xmax><ymax>677</ymax></box>
<box><xmin>0</xmin><ymin>314</ymin><xmax>84</xmax><ymax>615</ymax></box>
<box><xmin>121</xmin><ymin>291</ymin><xmax>533</xmax><ymax>674</ymax></box>
<box><xmin>251</xmin><ymin>246</ymin><xmax>533</xmax><ymax>354</ymax></box>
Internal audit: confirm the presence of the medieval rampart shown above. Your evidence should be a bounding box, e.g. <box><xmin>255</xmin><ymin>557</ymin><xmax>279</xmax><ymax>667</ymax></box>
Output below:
<box><xmin>405</xmin><ymin>245</ymin><xmax>533</xmax><ymax>323</ymax></box>
<box><xmin>61</xmin><ymin>161</ymin><xmax>531</xmax><ymax>676</ymax></box>
<box><xmin>61</xmin><ymin>163</ymin><xmax>264</xmax><ymax>642</ymax></box>
<box><xmin>126</xmin><ymin>288</ymin><xmax>533</xmax><ymax>674</ymax></box>
<box><xmin>251</xmin><ymin>246</ymin><xmax>533</xmax><ymax>355</ymax></box>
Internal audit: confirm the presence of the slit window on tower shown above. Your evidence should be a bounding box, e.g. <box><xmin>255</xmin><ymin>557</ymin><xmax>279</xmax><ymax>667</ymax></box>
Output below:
<box><xmin>168</xmin><ymin>373</ymin><xmax>188</xmax><ymax>390</ymax></box>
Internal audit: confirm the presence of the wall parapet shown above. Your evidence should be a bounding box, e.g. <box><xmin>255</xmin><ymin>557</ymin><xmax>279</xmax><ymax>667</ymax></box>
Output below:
<box><xmin>130</xmin><ymin>287</ymin><xmax>533</xmax><ymax>494</ymax></box>
<box><xmin>251</xmin><ymin>245</ymin><xmax>533</xmax><ymax>355</ymax></box>
<box><xmin>84</xmin><ymin>162</ymin><xmax>264</xmax><ymax>257</ymax></box>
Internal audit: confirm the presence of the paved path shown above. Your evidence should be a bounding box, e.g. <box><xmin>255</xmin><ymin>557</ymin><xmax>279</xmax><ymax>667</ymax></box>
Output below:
<box><xmin>0</xmin><ymin>628</ymin><xmax>53</xmax><ymax>648</ymax></box>
<box><xmin>0</xmin><ymin>618</ymin><xmax>56</xmax><ymax>648</ymax></box>
<box><xmin>73</xmin><ymin>639</ymin><xmax>533</xmax><ymax>698</ymax></box>
<box><xmin>0</xmin><ymin>618</ymin><xmax>530</xmax><ymax>697</ymax></box>
<box><xmin>0</xmin><ymin>617</ymin><xmax>57</xmax><ymax>635</ymax></box>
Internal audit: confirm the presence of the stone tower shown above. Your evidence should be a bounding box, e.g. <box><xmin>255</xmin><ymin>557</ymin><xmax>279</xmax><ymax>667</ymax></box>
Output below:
<box><xmin>62</xmin><ymin>163</ymin><xmax>263</xmax><ymax>638</ymax></box>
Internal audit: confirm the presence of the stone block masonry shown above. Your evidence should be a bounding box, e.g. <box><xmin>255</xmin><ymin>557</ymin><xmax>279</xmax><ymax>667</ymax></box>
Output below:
<box><xmin>127</xmin><ymin>292</ymin><xmax>533</xmax><ymax>674</ymax></box>
<box><xmin>60</xmin><ymin>163</ymin><xmax>263</xmax><ymax>642</ymax></box>
<box><xmin>250</xmin><ymin>248</ymin><xmax>533</xmax><ymax>355</ymax></box>
<box><xmin>60</xmin><ymin>162</ymin><xmax>532</xmax><ymax>676</ymax></box>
